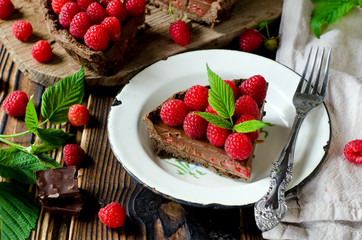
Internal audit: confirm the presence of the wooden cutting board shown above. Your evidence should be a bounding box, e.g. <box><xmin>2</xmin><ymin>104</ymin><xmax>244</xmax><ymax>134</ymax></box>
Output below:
<box><xmin>0</xmin><ymin>0</ymin><xmax>283</xmax><ymax>86</ymax></box>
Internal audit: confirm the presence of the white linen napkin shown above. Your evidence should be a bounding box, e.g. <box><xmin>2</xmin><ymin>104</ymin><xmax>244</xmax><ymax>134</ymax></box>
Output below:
<box><xmin>262</xmin><ymin>0</ymin><xmax>362</xmax><ymax>239</ymax></box>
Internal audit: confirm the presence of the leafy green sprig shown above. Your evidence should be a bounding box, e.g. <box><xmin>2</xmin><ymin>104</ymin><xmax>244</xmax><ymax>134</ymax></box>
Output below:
<box><xmin>193</xmin><ymin>64</ymin><xmax>271</xmax><ymax>133</ymax></box>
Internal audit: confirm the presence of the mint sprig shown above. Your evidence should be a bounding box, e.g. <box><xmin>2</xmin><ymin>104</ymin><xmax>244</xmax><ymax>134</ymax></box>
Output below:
<box><xmin>311</xmin><ymin>0</ymin><xmax>361</xmax><ymax>38</ymax></box>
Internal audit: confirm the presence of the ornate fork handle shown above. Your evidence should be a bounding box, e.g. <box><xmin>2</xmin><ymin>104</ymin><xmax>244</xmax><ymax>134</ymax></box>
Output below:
<box><xmin>254</xmin><ymin>113</ymin><xmax>305</xmax><ymax>232</ymax></box>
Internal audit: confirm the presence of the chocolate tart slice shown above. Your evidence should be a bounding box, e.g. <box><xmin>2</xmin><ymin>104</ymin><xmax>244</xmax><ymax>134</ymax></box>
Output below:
<box><xmin>143</xmin><ymin>79</ymin><xmax>266</xmax><ymax>181</ymax></box>
<box><xmin>38</xmin><ymin>0</ymin><xmax>145</xmax><ymax>75</ymax></box>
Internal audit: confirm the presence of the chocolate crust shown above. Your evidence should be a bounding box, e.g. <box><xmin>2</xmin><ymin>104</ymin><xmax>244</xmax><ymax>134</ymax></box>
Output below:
<box><xmin>38</xmin><ymin>0</ymin><xmax>145</xmax><ymax>75</ymax></box>
<box><xmin>143</xmin><ymin>79</ymin><xmax>266</xmax><ymax>181</ymax></box>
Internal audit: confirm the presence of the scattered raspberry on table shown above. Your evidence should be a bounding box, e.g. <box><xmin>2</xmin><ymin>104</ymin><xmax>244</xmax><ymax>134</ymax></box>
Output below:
<box><xmin>344</xmin><ymin>139</ymin><xmax>362</xmax><ymax>164</ymax></box>
<box><xmin>0</xmin><ymin>0</ymin><xmax>14</xmax><ymax>19</ymax></box>
<box><xmin>169</xmin><ymin>20</ymin><xmax>190</xmax><ymax>46</ymax></box>
<box><xmin>12</xmin><ymin>20</ymin><xmax>33</xmax><ymax>41</ymax></box>
<box><xmin>31</xmin><ymin>40</ymin><xmax>53</xmax><ymax>63</ymax></box>
<box><xmin>2</xmin><ymin>90</ymin><xmax>29</xmax><ymax>117</ymax></box>
<box><xmin>63</xmin><ymin>144</ymin><xmax>85</xmax><ymax>167</ymax></box>
<box><xmin>239</xmin><ymin>28</ymin><xmax>263</xmax><ymax>53</ymax></box>
<box><xmin>98</xmin><ymin>202</ymin><xmax>126</xmax><ymax>228</ymax></box>
<box><xmin>68</xmin><ymin>104</ymin><xmax>90</xmax><ymax>126</ymax></box>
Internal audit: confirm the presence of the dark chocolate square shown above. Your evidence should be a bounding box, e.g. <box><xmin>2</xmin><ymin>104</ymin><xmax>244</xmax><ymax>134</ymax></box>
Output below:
<box><xmin>40</xmin><ymin>194</ymin><xmax>84</xmax><ymax>216</ymax></box>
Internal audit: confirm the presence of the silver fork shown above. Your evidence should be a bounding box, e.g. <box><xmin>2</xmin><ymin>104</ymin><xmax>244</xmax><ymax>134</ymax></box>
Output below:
<box><xmin>254</xmin><ymin>47</ymin><xmax>332</xmax><ymax>232</ymax></box>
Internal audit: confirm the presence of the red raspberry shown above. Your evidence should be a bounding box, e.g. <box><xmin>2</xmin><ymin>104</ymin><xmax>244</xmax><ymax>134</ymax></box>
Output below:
<box><xmin>2</xmin><ymin>90</ymin><xmax>29</xmax><ymax>117</ymax></box>
<box><xmin>76</xmin><ymin>0</ymin><xmax>94</xmax><ymax>12</ymax></box>
<box><xmin>59</xmin><ymin>2</ymin><xmax>80</xmax><ymax>28</ymax></box>
<box><xmin>235</xmin><ymin>114</ymin><xmax>259</xmax><ymax>142</ymax></box>
<box><xmin>69</xmin><ymin>12</ymin><xmax>92</xmax><ymax>39</ymax></box>
<box><xmin>68</xmin><ymin>104</ymin><xmax>90</xmax><ymax>126</ymax></box>
<box><xmin>106</xmin><ymin>0</ymin><xmax>127</xmax><ymax>23</ymax></box>
<box><xmin>344</xmin><ymin>140</ymin><xmax>362</xmax><ymax>164</ymax></box>
<box><xmin>124</xmin><ymin>0</ymin><xmax>145</xmax><ymax>16</ymax></box>
<box><xmin>184</xmin><ymin>85</ymin><xmax>208</xmax><ymax>111</ymax></box>
<box><xmin>234</xmin><ymin>95</ymin><xmax>259</xmax><ymax>120</ymax></box>
<box><xmin>100</xmin><ymin>0</ymin><xmax>112</xmax><ymax>6</ymax></box>
<box><xmin>238</xmin><ymin>75</ymin><xmax>267</xmax><ymax>106</ymax></box>
<box><xmin>63</xmin><ymin>144</ymin><xmax>85</xmax><ymax>167</ymax></box>
<box><xmin>224</xmin><ymin>133</ymin><xmax>252</xmax><ymax>160</ymax></box>
<box><xmin>98</xmin><ymin>202</ymin><xmax>126</xmax><ymax>228</ymax></box>
<box><xmin>239</xmin><ymin>29</ymin><xmax>263</xmax><ymax>53</ymax></box>
<box><xmin>11</xmin><ymin>20</ymin><xmax>33</xmax><ymax>41</ymax></box>
<box><xmin>87</xmin><ymin>2</ymin><xmax>107</xmax><ymax>24</ymax></box>
<box><xmin>160</xmin><ymin>99</ymin><xmax>190</xmax><ymax>127</ymax></box>
<box><xmin>101</xmin><ymin>17</ymin><xmax>121</xmax><ymax>41</ymax></box>
<box><xmin>169</xmin><ymin>20</ymin><xmax>190</xmax><ymax>46</ymax></box>
<box><xmin>31</xmin><ymin>40</ymin><xmax>53</xmax><ymax>63</ymax></box>
<box><xmin>205</xmin><ymin>104</ymin><xmax>217</xmax><ymax>115</ymax></box>
<box><xmin>224</xmin><ymin>80</ymin><xmax>238</xmax><ymax>100</ymax></box>
<box><xmin>206</xmin><ymin>123</ymin><xmax>231</xmax><ymax>147</ymax></box>
<box><xmin>84</xmin><ymin>25</ymin><xmax>109</xmax><ymax>51</ymax></box>
<box><xmin>52</xmin><ymin>0</ymin><xmax>74</xmax><ymax>14</ymax></box>
<box><xmin>183</xmin><ymin>111</ymin><xmax>208</xmax><ymax>139</ymax></box>
<box><xmin>0</xmin><ymin>0</ymin><xmax>14</xmax><ymax>19</ymax></box>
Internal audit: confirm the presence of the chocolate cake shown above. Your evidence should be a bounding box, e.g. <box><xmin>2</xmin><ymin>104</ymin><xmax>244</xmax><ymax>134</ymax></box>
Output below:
<box><xmin>149</xmin><ymin>0</ymin><xmax>238</xmax><ymax>26</ymax></box>
<box><xmin>38</xmin><ymin>0</ymin><xmax>145</xmax><ymax>75</ymax></box>
<box><xmin>143</xmin><ymin>79</ymin><xmax>266</xmax><ymax>181</ymax></box>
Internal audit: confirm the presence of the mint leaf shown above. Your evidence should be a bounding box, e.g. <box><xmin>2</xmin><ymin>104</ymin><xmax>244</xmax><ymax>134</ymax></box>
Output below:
<box><xmin>233</xmin><ymin>120</ymin><xmax>272</xmax><ymax>133</ymax></box>
<box><xmin>25</xmin><ymin>96</ymin><xmax>38</xmax><ymax>133</ymax></box>
<box><xmin>193</xmin><ymin>112</ymin><xmax>233</xmax><ymax>130</ymax></box>
<box><xmin>0</xmin><ymin>182</ymin><xmax>38</xmax><ymax>240</ymax></box>
<box><xmin>37</xmin><ymin>128</ymin><xmax>73</xmax><ymax>146</ymax></box>
<box><xmin>36</xmin><ymin>153</ymin><xmax>62</xmax><ymax>169</ymax></box>
<box><xmin>359</xmin><ymin>0</ymin><xmax>362</xmax><ymax>6</ymax></box>
<box><xmin>0</xmin><ymin>148</ymin><xmax>49</xmax><ymax>184</ymax></box>
<box><xmin>30</xmin><ymin>143</ymin><xmax>61</xmax><ymax>155</ymax></box>
<box><xmin>311</xmin><ymin>0</ymin><xmax>358</xmax><ymax>38</ymax></box>
<box><xmin>41</xmin><ymin>65</ymin><xmax>84</xmax><ymax>124</ymax></box>
<box><xmin>206</xmin><ymin>64</ymin><xmax>235</xmax><ymax>119</ymax></box>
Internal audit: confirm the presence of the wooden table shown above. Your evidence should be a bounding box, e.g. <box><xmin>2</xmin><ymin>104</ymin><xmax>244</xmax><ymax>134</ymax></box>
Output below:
<box><xmin>0</xmin><ymin>19</ymin><xmax>280</xmax><ymax>240</ymax></box>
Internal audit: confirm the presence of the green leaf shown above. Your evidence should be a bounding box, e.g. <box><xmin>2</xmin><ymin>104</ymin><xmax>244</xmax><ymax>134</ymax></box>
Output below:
<box><xmin>359</xmin><ymin>0</ymin><xmax>362</xmax><ymax>7</ymax></box>
<box><xmin>233</xmin><ymin>120</ymin><xmax>272</xmax><ymax>133</ymax></box>
<box><xmin>30</xmin><ymin>143</ymin><xmax>61</xmax><ymax>155</ymax></box>
<box><xmin>35</xmin><ymin>153</ymin><xmax>62</xmax><ymax>169</ymax></box>
<box><xmin>257</xmin><ymin>20</ymin><xmax>268</xmax><ymax>30</ymax></box>
<box><xmin>0</xmin><ymin>182</ymin><xmax>38</xmax><ymax>240</ymax></box>
<box><xmin>24</xmin><ymin>96</ymin><xmax>38</xmax><ymax>133</ymax></box>
<box><xmin>193</xmin><ymin>112</ymin><xmax>233</xmax><ymax>130</ymax></box>
<box><xmin>36</xmin><ymin>128</ymin><xmax>74</xmax><ymax>146</ymax></box>
<box><xmin>41</xmin><ymin>65</ymin><xmax>85</xmax><ymax>124</ymax></box>
<box><xmin>310</xmin><ymin>0</ymin><xmax>358</xmax><ymax>38</ymax></box>
<box><xmin>206</xmin><ymin>64</ymin><xmax>235</xmax><ymax>119</ymax></box>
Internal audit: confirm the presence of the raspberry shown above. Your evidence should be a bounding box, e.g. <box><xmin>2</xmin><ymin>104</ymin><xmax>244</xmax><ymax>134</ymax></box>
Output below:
<box><xmin>69</xmin><ymin>12</ymin><xmax>92</xmax><ymax>39</ymax></box>
<box><xmin>86</xmin><ymin>2</ymin><xmax>107</xmax><ymax>24</ymax></box>
<box><xmin>344</xmin><ymin>140</ymin><xmax>362</xmax><ymax>164</ymax></box>
<box><xmin>106</xmin><ymin>0</ymin><xmax>127</xmax><ymax>23</ymax></box>
<box><xmin>59</xmin><ymin>2</ymin><xmax>80</xmax><ymax>28</ymax></box>
<box><xmin>68</xmin><ymin>104</ymin><xmax>90</xmax><ymax>126</ymax></box>
<box><xmin>225</xmin><ymin>80</ymin><xmax>238</xmax><ymax>100</ymax></box>
<box><xmin>184</xmin><ymin>85</ymin><xmax>209</xmax><ymax>111</ymax></box>
<box><xmin>235</xmin><ymin>114</ymin><xmax>259</xmax><ymax>142</ymax></box>
<box><xmin>183</xmin><ymin>111</ymin><xmax>208</xmax><ymax>139</ymax></box>
<box><xmin>84</xmin><ymin>25</ymin><xmax>109</xmax><ymax>51</ymax></box>
<box><xmin>52</xmin><ymin>0</ymin><xmax>74</xmax><ymax>14</ymax></box>
<box><xmin>124</xmin><ymin>0</ymin><xmax>145</xmax><ymax>16</ymax></box>
<box><xmin>234</xmin><ymin>95</ymin><xmax>259</xmax><ymax>120</ymax></box>
<box><xmin>239</xmin><ymin>28</ymin><xmax>263</xmax><ymax>53</ymax></box>
<box><xmin>11</xmin><ymin>20</ymin><xmax>33</xmax><ymax>41</ymax></box>
<box><xmin>206</xmin><ymin>123</ymin><xmax>231</xmax><ymax>147</ymax></box>
<box><xmin>2</xmin><ymin>90</ymin><xmax>29</xmax><ymax>117</ymax></box>
<box><xmin>224</xmin><ymin>133</ymin><xmax>252</xmax><ymax>160</ymax></box>
<box><xmin>31</xmin><ymin>40</ymin><xmax>53</xmax><ymax>63</ymax></box>
<box><xmin>0</xmin><ymin>0</ymin><xmax>14</xmax><ymax>19</ymax></box>
<box><xmin>205</xmin><ymin>104</ymin><xmax>217</xmax><ymax>115</ymax></box>
<box><xmin>76</xmin><ymin>0</ymin><xmax>94</xmax><ymax>12</ymax></box>
<box><xmin>238</xmin><ymin>75</ymin><xmax>267</xmax><ymax>106</ymax></box>
<box><xmin>169</xmin><ymin>20</ymin><xmax>190</xmax><ymax>46</ymax></box>
<box><xmin>160</xmin><ymin>99</ymin><xmax>190</xmax><ymax>127</ymax></box>
<box><xmin>101</xmin><ymin>17</ymin><xmax>121</xmax><ymax>41</ymax></box>
<box><xmin>63</xmin><ymin>144</ymin><xmax>85</xmax><ymax>167</ymax></box>
<box><xmin>100</xmin><ymin>0</ymin><xmax>112</xmax><ymax>6</ymax></box>
<box><xmin>98</xmin><ymin>202</ymin><xmax>126</xmax><ymax>228</ymax></box>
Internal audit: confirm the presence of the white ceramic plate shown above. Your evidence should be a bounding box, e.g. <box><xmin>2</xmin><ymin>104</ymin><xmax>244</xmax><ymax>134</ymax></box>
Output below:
<box><xmin>107</xmin><ymin>50</ymin><xmax>331</xmax><ymax>207</ymax></box>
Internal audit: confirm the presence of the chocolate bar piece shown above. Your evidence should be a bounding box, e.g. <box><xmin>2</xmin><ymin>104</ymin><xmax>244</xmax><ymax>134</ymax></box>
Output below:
<box><xmin>36</xmin><ymin>167</ymin><xmax>79</xmax><ymax>199</ymax></box>
<box><xmin>40</xmin><ymin>194</ymin><xmax>84</xmax><ymax>216</ymax></box>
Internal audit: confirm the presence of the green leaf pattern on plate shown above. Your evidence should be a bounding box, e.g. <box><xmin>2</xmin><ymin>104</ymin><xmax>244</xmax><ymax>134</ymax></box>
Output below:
<box><xmin>165</xmin><ymin>159</ymin><xmax>207</xmax><ymax>179</ymax></box>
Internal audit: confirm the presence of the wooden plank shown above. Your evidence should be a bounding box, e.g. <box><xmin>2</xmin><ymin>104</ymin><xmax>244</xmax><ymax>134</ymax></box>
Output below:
<box><xmin>0</xmin><ymin>0</ymin><xmax>282</xmax><ymax>86</ymax></box>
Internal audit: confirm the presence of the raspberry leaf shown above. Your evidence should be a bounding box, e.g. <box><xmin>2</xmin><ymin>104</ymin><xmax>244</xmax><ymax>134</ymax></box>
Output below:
<box><xmin>41</xmin><ymin>65</ymin><xmax>84</xmax><ymax>124</ymax></box>
<box><xmin>193</xmin><ymin>112</ymin><xmax>233</xmax><ymax>130</ymax></box>
<box><xmin>30</xmin><ymin>143</ymin><xmax>62</xmax><ymax>155</ymax></box>
<box><xmin>206</xmin><ymin>64</ymin><xmax>235</xmax><ymax>119</ymax></box>
<box><xmin>36</xmin><ymin>128</ymin><xmax>74</xmax><ymax>146</ymax></box>
<box><xmin>0</xmin><ymin>182</ymin><xmax>38</xmax><ymax>240</ymax></box>
<box><xmin>35</xmin><ymin>153</ymin><xmax>62</xmax><ymax>169</ymax></box>
<box><xmin>233</xmin><ymin>120</ymin><xmax>272</xmax><ymax>133</ymax></box>
<box><xmin>25</xmin><ymin>96</ymin><xmax>38</xmax><ymax>133</ymax></box>
<box><xmin>311</xmin><ymin>0</ymin><xmax>358</xmax><ymax>38</ymax></box>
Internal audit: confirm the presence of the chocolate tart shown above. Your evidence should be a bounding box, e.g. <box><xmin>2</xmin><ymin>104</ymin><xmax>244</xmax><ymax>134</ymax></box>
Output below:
<box><xmin>38</xmin><ymin>0</ymin><xmax>145</xmax><ymax>75</ymax></box>
<box><xmin>143</xmin><ymin>79</ymin><xmax>266</xmax><ymax>181</ymax></box>
<box><xmin>149</xmin><ymin>0</ymin><xmax>238</xmax><ymax>27</ymax></box>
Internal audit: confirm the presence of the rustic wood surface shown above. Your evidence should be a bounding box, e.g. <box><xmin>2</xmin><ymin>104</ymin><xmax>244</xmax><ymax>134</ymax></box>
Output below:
<box><xmin>0</xmin><ymin>0</ymin><xmax>282</xmax><ymax>86</ymax></box>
